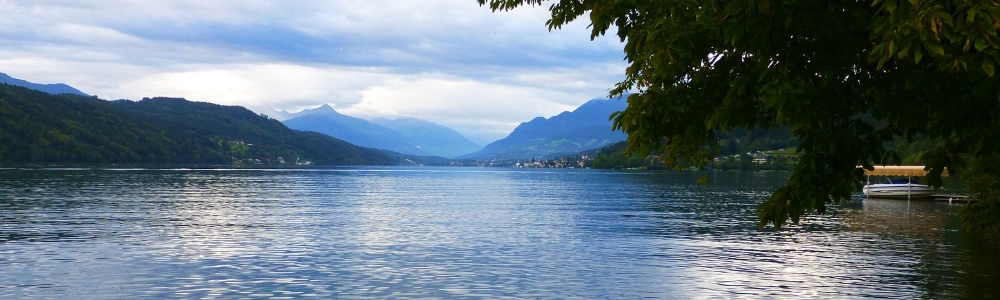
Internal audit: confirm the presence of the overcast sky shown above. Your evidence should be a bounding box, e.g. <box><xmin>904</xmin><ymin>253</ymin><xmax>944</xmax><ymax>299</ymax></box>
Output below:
<box><xmin>0</xmin><ymin>0</ymin><xmax>625</xmax><ymax>144</ymax></box>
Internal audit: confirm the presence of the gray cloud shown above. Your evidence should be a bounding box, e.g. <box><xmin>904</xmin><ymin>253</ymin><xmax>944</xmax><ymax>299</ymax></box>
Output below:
<box><xmin>0</xmin><ymin>0</ymin><xmax>625</xmax><ymax>144</ymax></box>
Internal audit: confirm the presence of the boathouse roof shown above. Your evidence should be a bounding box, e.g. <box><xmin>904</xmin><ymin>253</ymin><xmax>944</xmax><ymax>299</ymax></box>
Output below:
<box><xmin>860</xmin><ymin>165</ymin><xmax>949</xmax><ymax>177</ymax></box>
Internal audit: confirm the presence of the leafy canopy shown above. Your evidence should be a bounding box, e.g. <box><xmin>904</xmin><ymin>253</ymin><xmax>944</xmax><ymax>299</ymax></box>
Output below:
<box><xmin>479</xmin><ymin>0</ymin><xmax>1000</xmax><ymax>228</ymax></box>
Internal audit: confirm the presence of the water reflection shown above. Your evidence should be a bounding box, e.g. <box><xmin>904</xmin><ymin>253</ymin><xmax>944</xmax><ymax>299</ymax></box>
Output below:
<box><xmin>0</xmin><ymin>168</ymin><xmax>996</xmax><ymax>298</ymax></box>
<box><xmin>839</xmin><ymin>198</ymin><xmax>1000</xmax><ymax>299</ymax></box>
<box><xmin>842</xmin><ymin>198</ymin><xmax>954</xmax><ymax>236</ymax></box>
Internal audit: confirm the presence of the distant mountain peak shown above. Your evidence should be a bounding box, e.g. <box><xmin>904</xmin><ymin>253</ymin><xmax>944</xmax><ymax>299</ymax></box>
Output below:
<box><xmin>0</xmin><ymin>72</ymin><xmax>89</xmax><ymax>96</ymax></box>
<box><xmin>317</xmin><ymin>103</ymin><xmax>336</xmax><ymax>110</ymax></box>
<box><xmin>291</xmin><ymin>103</ymin><xmax>340</xmax><ymax>117</ymax></box>
<box><xmin>283</xmin><ymin>110</ymin><xmax>430</xmax><ymax>157</ymax></box>
<box><xmin>460</xmin><ymin>97</ymin><xmax>627</xmax><ymax>160</ymax></box>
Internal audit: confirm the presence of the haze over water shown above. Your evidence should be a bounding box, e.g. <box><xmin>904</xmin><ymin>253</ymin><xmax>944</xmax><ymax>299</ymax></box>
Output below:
<box><xmin>0</xmin><ymin>167</ymin><xmax>996</xmax><ymax>298</ymax></box>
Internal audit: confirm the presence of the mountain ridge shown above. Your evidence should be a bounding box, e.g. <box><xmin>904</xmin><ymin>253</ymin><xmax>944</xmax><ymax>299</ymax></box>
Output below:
<box><xmin>0</xmin><ymin>72</ymin><xmax>88</xmax><ymax>96</ymax></box>
<box><xmin>0</xmin><ymin>83</ymin><xmax>394</xmax><ymax>165</ymax></box>
<box><xmin>282</xmin><ymin>105</ymin><xmax>431</xmax><ymax>156</ymax></box>
<box><xmin>370</xmin><ymin>117</ymin><xmax>481</xmax><ymax>158</ymax></box>
<box><xmin>282</xmin><ymin>104</ymin><xmax>481</xmax><ymax>158</ymax></box>
<box><xmin>460</xmin><ymin>97</ymin><xmax>628</xmax><ymax>160</ymax></box>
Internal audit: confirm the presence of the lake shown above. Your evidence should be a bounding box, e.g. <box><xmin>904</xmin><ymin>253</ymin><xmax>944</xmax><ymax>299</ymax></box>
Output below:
<box><xmin>0</xmin><ymin>167</ymin><xmax>997</xmax><ymax>299</ymax></box>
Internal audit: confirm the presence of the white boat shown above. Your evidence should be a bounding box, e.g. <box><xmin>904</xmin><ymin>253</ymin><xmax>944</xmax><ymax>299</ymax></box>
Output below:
<box><xmin>862</xmin><ymin>179</ymin><xmax>936</xmax><ymax>199</ymax></box>
<box><xmin>859</xmin><ymin>165</ymin><xmax>948</xmax><ymax>199</ymax></box>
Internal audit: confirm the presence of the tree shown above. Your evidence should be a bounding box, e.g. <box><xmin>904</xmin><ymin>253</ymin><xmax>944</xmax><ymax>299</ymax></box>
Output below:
<box><xmin>960</xmin><ymin>153</ymin><xmax>1000</xmax><ymax>248</ymax></box>
<box><xmin>480</xmin><ymin>0</ymin><xmax>1000</xmax><ymax>229</ymax></box>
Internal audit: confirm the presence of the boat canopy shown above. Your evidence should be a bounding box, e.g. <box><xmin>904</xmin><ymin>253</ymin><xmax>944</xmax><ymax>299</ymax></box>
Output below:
<box><xmin>860</xmin><ymin>165</ymin><xmax>949</xmax><ymax>177</ymax></box>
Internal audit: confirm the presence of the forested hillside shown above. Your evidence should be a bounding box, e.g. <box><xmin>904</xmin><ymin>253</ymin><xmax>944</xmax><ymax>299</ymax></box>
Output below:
<box><xmin>588</xmin><ymin>141</ymin><xmax>665</xmax><ymax>170</ymax></box>
<box><xmin>588</xmin><ymin>127</ymin><xmax>943</xmax><ymax>170</ymax></box>
<box><xmin>715</xmin><ymin>127</ymin><xmax>799</xmax><ymax>156</ymax></box>
<box><xmin>0</xmin><ymin>84</ymin><xmax>394</xmax><ymax>165</ymax></box>
<box><xmin>588</xmin><ymin>127</ymin><xmax>799</xmax><ymax>169</ymax></box>
<box><xmin>461</xmin><ymin>98</ymin><xmax>627</xmax><ymax>160</ymax></box>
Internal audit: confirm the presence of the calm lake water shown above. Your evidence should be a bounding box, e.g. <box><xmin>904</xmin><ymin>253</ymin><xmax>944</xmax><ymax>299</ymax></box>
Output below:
<box><xmin>0</xmin><ymin>167</ymin><xmax>997</xmax><ymax>299</ymax></box>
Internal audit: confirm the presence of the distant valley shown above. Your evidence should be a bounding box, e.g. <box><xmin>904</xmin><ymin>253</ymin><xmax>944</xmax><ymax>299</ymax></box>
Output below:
<box><xmin>277</xmin><ymin>97</ymin><xmax>630</xmax><ymax>161</ymax></box>
<box><xmin>370</xmin><ymin>117</ymin><xmax>481</xmax><ymax>159</ymax></box>
<box><xmin>280</xmin><ymin>105</ymin><xmax>481</xmax><ymax>158</ymax></box>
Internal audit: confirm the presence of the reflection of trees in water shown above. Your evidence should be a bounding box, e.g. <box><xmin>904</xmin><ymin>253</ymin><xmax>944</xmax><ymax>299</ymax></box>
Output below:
<box><xmin>839</xmin><ymin>199</ymin><xmax>1000</xmax><ymax>299</ymax></box>
<box><xmin>840</xmin><ymin>199</ymin><xmax>951</xmax><ymax>238</ymax></box>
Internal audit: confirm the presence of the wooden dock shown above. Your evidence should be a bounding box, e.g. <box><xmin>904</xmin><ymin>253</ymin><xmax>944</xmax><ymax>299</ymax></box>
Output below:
<box><xmin>929</xmin><ymin>194</ymin><xmax>977</xmax><ymax>204</ymax></box>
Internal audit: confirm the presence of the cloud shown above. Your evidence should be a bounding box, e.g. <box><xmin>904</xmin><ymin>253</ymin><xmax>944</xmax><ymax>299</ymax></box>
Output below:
<box><xmin>117</xmin><ymin>64</ymin><xmax>393</xmax><ymax>108</ymax></box>
<box><xmin>0</xmin><ymin>0</ymin><xmax>626</xmax><ymax>144</ymax></box>
<box><xmin>345</xmin><ymin>77</ymin><xmax>570</xmax><ymax>120</ymax></box>
<box><xmin>4</xmin><ymin>0</ymin><xmax>618</xmax><ymax>69</ymax></box>
<box><xmin>339</xmin><ymin>69</ymin><xmax>618</xmax><ymax>143</ymax></box>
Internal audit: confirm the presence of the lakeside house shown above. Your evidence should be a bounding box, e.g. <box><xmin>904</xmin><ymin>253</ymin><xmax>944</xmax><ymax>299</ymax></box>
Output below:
<box><xmin>752</xmin><ymin>153</ymin><xmax>769</xmax><ymax>164</ymax></box>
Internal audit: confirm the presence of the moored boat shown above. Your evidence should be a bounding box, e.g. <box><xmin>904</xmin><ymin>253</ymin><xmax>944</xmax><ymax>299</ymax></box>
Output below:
<box><xmin>862</xmin><ymin>179</ymin><xmax>936</xmax><ymax>199</ymax></box>
<box><xmin>859</xmin><ymin>165</ymin><xmax>948</xmax><ymax>199</ymax></box>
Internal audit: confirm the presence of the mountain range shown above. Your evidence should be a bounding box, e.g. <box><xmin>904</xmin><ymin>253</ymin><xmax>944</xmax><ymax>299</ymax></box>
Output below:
<box><xmin>281</xmin><ymin>105</ymin><xmax>481</xmax><ymax>158</ymax></box>
<box><xmin>460</xmin><ymin>97</ymin><xmax>628</xmax><ymax>160</ymax></box>
<box><xmin>282</xmin><ymin>104</ymin><xmax>426</xmax><ymax>155</ymax></box>
<box><xmin>0</xmin><ymin>72</ymin><xmax>630</xmax><ymax>163</ymax></box>
<box><xmin>0</xmin><ymin>83</ymin><xmax>396</xmax><ymax>165</ymax></box>
<box><xmin>0</xmin><ymin>73</ymin><xmax>88</xmax><ymax>96</ymax></box>
<box><xmin>370</xmin><ymin>118</ymin><xmax>481</xmax><ymax>158</ymax></box>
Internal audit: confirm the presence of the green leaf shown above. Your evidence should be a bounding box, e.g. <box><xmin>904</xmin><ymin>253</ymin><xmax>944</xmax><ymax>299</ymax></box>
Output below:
<box><xmin>925</xmin><ymin>42</ymin><xmax>945</xmax><ymax>55</ymax></box>
<box><xmin>897</xmin><ymin>41</ymin><xmax>912</xmax><ymax>58</ymax></box>
<box><xmin>975</xmin><ymin>37</ymin><xmax>987</xmax><ymax>51</ymax></box>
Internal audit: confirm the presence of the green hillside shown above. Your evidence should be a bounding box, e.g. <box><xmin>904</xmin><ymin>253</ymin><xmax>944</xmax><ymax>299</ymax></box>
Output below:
<box><xmin>588</xmin><ymin>127</ymin><xmax>801</xmax><ymax>170</ymax></box>
<box><xmin>0</xmin><ymin>83</ymin><xmax>394</xmax><ymax>165</ymax></box>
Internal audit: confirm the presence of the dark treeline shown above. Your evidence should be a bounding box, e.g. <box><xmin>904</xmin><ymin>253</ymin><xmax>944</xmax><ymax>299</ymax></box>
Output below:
<box><xmin>588</xmin><ymin>128</ymin><xmax>950</xmax><ymax>171</ymax></box>
<box><xmin>715</xmin><ymin>127</ymin><xmax>799</xmax><ymax>157</ymax></box>
<box><xmin>589</xmin><ymin>141</ymin><xmax>665</xmax><ymax>169</ymax></box>
<box><xmin>590</xmin><ymin>127</ymin><xmax>799</xmax><ymax>170</ymax></box>
<box><xmin>0</xmin><ymin>83</ymin><xmax>395</xmax><ymax>165</ymax></box>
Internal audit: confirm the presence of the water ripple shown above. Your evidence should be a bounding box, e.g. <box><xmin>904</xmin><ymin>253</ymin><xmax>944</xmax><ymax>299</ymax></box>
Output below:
<box><xmin>0</xmin><ymin>167</ymin><xmax>996</xmax><ymax>299</ymax></box>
